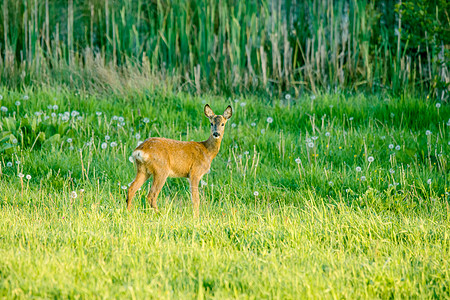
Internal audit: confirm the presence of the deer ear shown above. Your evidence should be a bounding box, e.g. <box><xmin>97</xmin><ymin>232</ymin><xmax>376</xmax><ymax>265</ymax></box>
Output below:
<box><xmin>223</xmin><ymin>105</ymin><xmax>232</xmax><ymax>119</ymax></box>
<box><xmin>204</xmin><ymin>104</ymin><xmax>215</xmax><ymax>118</ymax></box>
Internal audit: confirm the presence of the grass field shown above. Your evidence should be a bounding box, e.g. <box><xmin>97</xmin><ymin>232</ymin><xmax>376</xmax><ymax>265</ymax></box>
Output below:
<box><xmin>0</xmin><ymin>88</ymin><xmax>450</xmax><ymax>298</ymax></box>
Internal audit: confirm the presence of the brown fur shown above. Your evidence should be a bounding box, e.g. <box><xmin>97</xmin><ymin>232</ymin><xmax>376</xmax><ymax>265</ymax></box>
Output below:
<box><xmin>127</xmin><ymin>104</ymin><xmax>232</xmax><ymax>217</ymax></box>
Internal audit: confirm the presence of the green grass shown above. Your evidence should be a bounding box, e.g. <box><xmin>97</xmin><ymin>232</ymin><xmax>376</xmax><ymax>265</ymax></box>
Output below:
<box><xmin>0</xmin><ymin>88</ymin><xmax>450</xmax><ymax>298</ymax></box>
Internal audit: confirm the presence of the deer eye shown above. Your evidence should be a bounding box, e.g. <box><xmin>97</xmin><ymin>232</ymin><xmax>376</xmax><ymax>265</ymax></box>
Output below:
<box><xmin>210</xmin><ymin>123</ymin><xmax>213</xmax><ymax>126</ymax></box>
<box><xmin>221</xmin><ymin>123</ymin><xmax>224</xmax><ymax>126</ymax></box>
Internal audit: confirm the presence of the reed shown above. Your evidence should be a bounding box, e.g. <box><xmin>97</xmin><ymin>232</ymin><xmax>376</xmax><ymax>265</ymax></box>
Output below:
<box><xmin>0</xmin><ymin>0</ymin><xmax>448</xmax><ymax>96</ymax></box>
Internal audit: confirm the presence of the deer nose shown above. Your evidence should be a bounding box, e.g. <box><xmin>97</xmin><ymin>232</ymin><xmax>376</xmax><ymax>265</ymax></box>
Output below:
<box><xmin>213</xmin><ymin>132</ymin><xmax>220</xmax><ymax>138</ymax></box>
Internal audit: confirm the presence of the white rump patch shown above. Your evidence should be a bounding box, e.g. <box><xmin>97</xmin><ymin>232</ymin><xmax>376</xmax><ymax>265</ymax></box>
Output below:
<box><xmin>132</xmin><ymin>150</ymin><xmax>148</xmax><ymax>163</ymax></box>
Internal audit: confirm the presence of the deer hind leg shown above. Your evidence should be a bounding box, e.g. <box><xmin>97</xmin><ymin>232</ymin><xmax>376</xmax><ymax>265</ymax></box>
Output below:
<box><xmin>147</xmin><ymin>173</ymin><xmax>168</xmax><ymax>212</ymax></box>
<box><xmin>127</xmin><ymin>169</ymin><xmax>149</xmax><ymax>210</ymax></box>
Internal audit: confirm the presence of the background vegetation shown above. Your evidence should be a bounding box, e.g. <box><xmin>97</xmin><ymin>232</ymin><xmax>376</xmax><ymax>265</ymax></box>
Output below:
<box><xmin>0</xmin><ymin>0</ymin><xmax>449</xmax><ymax>96</ymax></box>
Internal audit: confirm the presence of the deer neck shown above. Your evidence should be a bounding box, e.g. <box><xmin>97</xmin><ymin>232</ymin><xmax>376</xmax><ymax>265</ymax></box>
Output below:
<box><xmin>202</xmin><ymin>135</ymin><xmax>223</xmax><ymax>158</ymax></box>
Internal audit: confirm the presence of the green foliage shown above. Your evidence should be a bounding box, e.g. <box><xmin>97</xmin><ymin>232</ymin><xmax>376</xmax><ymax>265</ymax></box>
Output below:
<box><xmin>398</xmin><ymin>0</ymin><xmax>450</xmax><ymax>50</ymax></box>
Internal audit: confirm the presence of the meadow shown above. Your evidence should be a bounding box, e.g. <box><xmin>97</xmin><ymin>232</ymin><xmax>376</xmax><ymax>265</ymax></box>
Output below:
<box><xmin>0</xmin><ymin>88</ymin><xmax>449</xmax><ymax>298</ymax></box>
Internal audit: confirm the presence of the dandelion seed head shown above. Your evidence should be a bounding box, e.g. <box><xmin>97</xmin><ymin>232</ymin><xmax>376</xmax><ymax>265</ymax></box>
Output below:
<box><xmin>6</xmin><ymin>162</ymin><xmax>12</xmax><ymax>167</ymax></box>
<box><xmin>23</xmin><ymin>95</ymin><xmax>29</xmax><ymax>100</ymax></box>
<box><xmin>395</xmin><ymin>145</ymin><xmax>401</xmax><ymax>151</ymax></box>
<box><xmin>328</xmin><ymin>181</ymin><xmax>334</xmax><ymax>186</ymax></box>
<box><xmin>240</xmin><ymin>102</ymin><xmax>246</xmax><ymax>107</ymax></box>
<box><xmin>427</xmin><ymin>179</ymin><xmax>432</xmax><ymax>185</ymax></box>
<box><xmin>251</xmin><ymin>122</ymin><xmax>256</xmax><ymax>127</ymax></box>
<box><xmin>368</xmin><ymin>156</ymin><xmax>374</xmax><ymax>162</ymax></box>
<box><xmin>356</xmin><ymin>166</ymin><xmax>362</xmax><ymax>172</ymax></box>
<box><xmin>1</xmin><ymin>106</ymin><xmax>8</xmax><ymax>112</ymax></box>
<box><xmin>67</xmin><ymin>138</ymin><xmax>73</xmax><ymax>143</ymax></box>
<box><xmin>325</xmin><ymin>132</ymin><xmax>330</xmax><ymax>137</ymax></box>
<box><xmin>96</xmin><ymin>111</ymin><xmax>102</xmax><ymax>116</ymax></box>
<box><xmin>389</xmin><ymin>168</ymin><xmax>395</xmax><ymax>174</ymax></box>
<box><xmin>118</xmin><ymin>116</ymin><xmax>124</xmax><ymax>122</ymax></box>
<box><xmin>26</xmin><ymin>174</ymin><xmax>31</xmax><ymax>180</ymax></box>
<box><xmin>426</xmin><ymin>130</ymin><xmax>432</xmax><ymax>136</ymax></box>
<box><xmin>389</xmin><ymin>144</ymin><xmax>394</xmax><ymax>149</ymax></box>
<box><xmin>105</xmin><ymin>135</ymin><xmax>110</xmax><ymax>141</ymax></box>
<box><xmin>436</xmin><ymin>103</ymin><xmax>441</xmax><ymax>109</ymax></box>
<box><xmin>110</xmin><ymin>142</ymin><xmax>118</xmax><ymax>147</ymax></box>
<box><xmin>295</xmin><ymin>158</ymin><xmax>302</xmax><ymax>164</ymax></box>
<box><xmin>52</xmin><ymin>105</ymin><xmax>58</xmax><ymax>110</ymax></box>
<box><xmin>285</xmin><ymin>94</ymin><xmax>291</xmax><ymax>100</ymax></box>
<box><xmin>15</xmin><ymin>101</ymin><xmax>20</xmax><ymax>106</ymax></box>
<box><xmin>253</xmin><ymin>191</ymin><xmax>259</xmax><ymax>196</ymax></box>
<box><xmin>18</xmin><ymin>173</ymin><xmax>24</xmax><ymax>178</ymax></box>
<box><xmin>143</xmin><ymin>117</ymin><xmax>150</xmax><ymax>123</ymax></box>
<box><xmin>308</xmin><ymin>142</ymin><xmax>314</xmax><ymax>148</ymax></box>
<box><xmin>231</xmin><ymin>123</ymin><xmax>237</xmax><ymax>128</ymax></box>
<box><xmin>261</xmin><ymin>129</ymin><xmax>265</xmax><ymax>134</ymax></box>
<box><xmin>101</xmin><ymin>142</ymin><xmax>108</xmax><ymax>149</ymax></box>
<box><xmin>361</xmin><ymin>176</ymin><xmax>366</xmax><ymax>181</ymax></box>
<box><xmin>266</xmin><ymin>117</ymin><xmax>273</xmax><ymax>124</ymax></box>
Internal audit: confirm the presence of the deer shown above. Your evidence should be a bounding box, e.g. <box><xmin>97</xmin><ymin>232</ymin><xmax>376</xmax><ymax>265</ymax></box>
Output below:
<box><xmin>127</xmin><ymin>104</ymin><xmax>232</xmax><ymax>217</ymax></box>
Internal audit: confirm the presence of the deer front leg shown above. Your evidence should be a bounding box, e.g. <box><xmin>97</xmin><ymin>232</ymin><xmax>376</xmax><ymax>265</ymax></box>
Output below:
<box><xmin>189</xmin><ymin>176</ymin><xmax>201</xmax><ymax>217</ymax></box>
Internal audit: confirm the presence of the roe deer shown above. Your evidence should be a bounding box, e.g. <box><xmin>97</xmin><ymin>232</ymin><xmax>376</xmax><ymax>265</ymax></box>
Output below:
<box><xmin>127</xmin><ymin>104</ymin><xmax>232</xmax><ymax>216</ymax></box>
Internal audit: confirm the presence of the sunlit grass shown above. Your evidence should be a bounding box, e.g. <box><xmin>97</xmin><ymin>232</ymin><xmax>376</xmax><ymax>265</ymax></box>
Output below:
<box><xmin>0</xmin><ymin>88</ymin><xmax>449</xmax><ymax>298</ymax></box>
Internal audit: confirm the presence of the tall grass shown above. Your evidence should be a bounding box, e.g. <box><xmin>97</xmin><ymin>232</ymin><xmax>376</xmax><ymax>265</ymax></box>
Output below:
<box><xmin>0</xmin><ymin>0</ymin><xmax>448</xmax><ymax>96</ymax></box>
